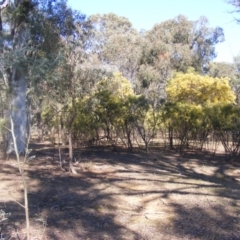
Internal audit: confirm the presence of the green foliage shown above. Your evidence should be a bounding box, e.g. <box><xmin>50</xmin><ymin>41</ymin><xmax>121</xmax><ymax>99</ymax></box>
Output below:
<box><xmin>0</xmin><ymin>118</ymin><xmax>7</xmax><ymax>134</ymax></box>
<box><xmin>138</xmin><ymin>64</ymin><xmax>161</xmax><ymax>89</ymax></box>
<box><xmin>207</xmin><ymin>62</ymin><xmax>236</xmax><ymax>79</ymax></box>
<box><xmin>162</xmin><ymin>97</ymin><xmax>240</xmax><ymax>154</ymax></box>
<box><xmin>163</xmin><ymin>67</ymin><xmax>240</xmax><ymax>153</ymax></box>
<box><xmin>89</xmin><ymin>13</ymin><xmax>141</xmax><ymax>81</ymax></box>
<box><xmin>60</xmin><ymin>71</ymin><xmax>160</xmax><ymax>150</ymax></box>
<box><xmin>61</xmin><ymin>72</ymin><xmax>135</xmax><ymax>146</ymax></box>
<box><xmin>206</xmin><ymin>103</ymin><xmax>240</xmax><ymax>156</ymax></box>
<box><xmin>162</xmin><ymin>102</ymin><xmax>209</xmax><ymax>148</ymax></box>
<box><xmin>40</xmin><ymin>105</ymin><xmax>58</xmax><ymax>128</ymax></box>
<box><xmin>11</xmin><ymin>1</ymin><xmax>34</xmax><ymax>24</ymax></box>
<box><xmin>4</xmin><ymin>1</ymin><xmax>236</xmax><ymax>155</ymax></box>
<box><xmin>96</xmin><ymin>72</ymin><xmax>134</xmax><ymax>98</ymax></box>
<box><xmin>133</xmin><ymin>96</ymin><xmax>161</xmax><ymax>151</ymax></box>
<box><xmin>164</xmin><ymin>71</ymin><xmax>237</xmax><ymax>150</ymax></box>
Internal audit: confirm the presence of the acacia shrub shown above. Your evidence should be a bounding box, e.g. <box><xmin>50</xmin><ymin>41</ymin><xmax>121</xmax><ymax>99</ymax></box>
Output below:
<box><xmin>164</xmin><ymin>71</ymin><xmax>236</xmax><ymax>150</ymax></box>
<box><xmin>206</xmin><ymin>103</ymin><xmax>240</xmax><ymax>157</ymax></box>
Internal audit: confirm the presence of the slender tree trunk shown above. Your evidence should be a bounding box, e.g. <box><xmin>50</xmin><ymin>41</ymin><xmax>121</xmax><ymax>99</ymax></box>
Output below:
<box><xmin>126</xmin><ymin>128</ymin><xmax>133</xmax><ymax>151</ymax></box>
<box><xmin>169</xmin><ymin>126</ymin><xmax>174</xmax><ymax>150</ymax></box>
<box><xmin>10</xmin><ymin>118</ymin><xmax>30</xmax><ymax>240</ymax></box>
<box><xmin>68</xmin><ymin>127</ymin><xmax>77</xmax><ymax>174</ymax></box>
<box><xmin>145</xmin><ymin>141</ymin><xmax>149</xmax><ymax>153</ymax></box>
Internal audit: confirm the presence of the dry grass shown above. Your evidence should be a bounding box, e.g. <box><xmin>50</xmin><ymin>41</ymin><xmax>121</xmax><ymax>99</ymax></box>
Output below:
<box><xmin>0</xmin><ymin>144</ymin><xmax>239</xmax><ymax>239</ymax></box>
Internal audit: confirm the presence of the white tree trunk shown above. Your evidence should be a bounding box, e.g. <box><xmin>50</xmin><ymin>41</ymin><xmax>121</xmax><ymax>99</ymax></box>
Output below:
<box><xmin>4</xmin><ymin>0</ymin><xmax>30</xmax><ymax>154</ymax></box>
<box><xmin>7</xmin><ymin>77</ymin><xmax>27</xmax><ymax>154</ymax></box>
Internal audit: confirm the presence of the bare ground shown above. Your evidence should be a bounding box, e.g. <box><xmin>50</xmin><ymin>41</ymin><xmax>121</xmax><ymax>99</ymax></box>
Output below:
<box><xmin>0</xmin><ymin>144</ymin><xmax>240</xmax><ymax>240</ymax></box>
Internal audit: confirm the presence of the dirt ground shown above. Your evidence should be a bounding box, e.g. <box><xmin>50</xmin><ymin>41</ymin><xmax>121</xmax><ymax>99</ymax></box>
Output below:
<box><xmin>0</xmin><ymin>143</ymin><xmax>240</xmax><ymax>240</ymax></box>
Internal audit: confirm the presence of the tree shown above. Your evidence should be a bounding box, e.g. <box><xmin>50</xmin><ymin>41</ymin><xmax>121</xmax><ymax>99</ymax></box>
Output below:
<box><xmin>133</xmin><ymin>96</ymin><xmax>160</xmax><ymax>152</ymax></box>
<box><xmin>137</xmin><ymin>42</ymin><xmax>171</xmax><ymax>106</ymax></box>
<box><xmin>136</xmin><ymin>15</ymin><xmax>224</xmax><ymax>107</ymax></box>
<box><xmin>137</xmin><ymin>21</ymin><xmax>173</xmax><ymax>105</ymax></box>
<box><xmin>207</xmin><ymin>62</ymin><xmax>236</xmax><ymax>79</ymax></box>
<box><xmin>93</xmin><ymin>72</ymin><xmax>135</xmax><ymax>150</ymax></box>
<box><xmin>0</xmin><ymin>0</ymin><xmax>85</xmax><ymax>154</ymax></box>
<box><xmin>89</xmin><ymin>13</ymin><xmax>142</xmax><ymax>83</ymax></box>
<box><xmin>49</xmin><ymin>28</ymin><xmax>99</xmax><ymax>173</ymax></box>
<box><xmin>0</xmin><ymin>0</ymin><xmax>34</xmax><ymax>154</ymax></box>
<box><xmin>207</xmin><ymin>61</ymin><xmax>240</xmax><ymax>103</ymax></box>
<box><xmin>191</xmin><ymin>16</ymin><xmax>224</xmax><ymax>73</ymax></box>
<box><xmin>232</xmin><ymin>54</ymin><xmax>240</xmax><ymax>103</ymax></box>
<box><xmin>207</xmin><ymin>103</ymin><xmax>240</xmax><ymax>157</ymax></box>
<box><xmin>164</xmin><ymin>71</ymin><xmax>236</xmax><ymax>150</ymax></box>
<box><xmin>228</xmin><ymin>0</ymin><xmax>240</xmax><ymax>23</ymax></box>
<box><xmin>96</xmin><ymin>72</ymin><xmax>134</xmax><ymax>97</ymax></box>
<box><xmin>162</xmin><ymin>102</ymin><xmax>208</xmax><ymax>150</ymax></box>
<box><xmin>146</xmin><ymin>15</ymin><xmax>194</xmax><ymax>72</ymax></box>
<box><xmin>144</xmin><ymin>15</ymin><xmax>224</xmax><ymax>74</ymax></box>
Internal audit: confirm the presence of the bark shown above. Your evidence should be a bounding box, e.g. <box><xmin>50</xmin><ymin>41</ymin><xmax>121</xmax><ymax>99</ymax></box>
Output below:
<box><xmin>5</xmin><ymin>0</ymin><xmax>31</xmax><ymax>154</ymax></box>
<box><xmin>145</xmin><ymin>141</ymin><xmax>149</xmax><ymax>153</ymax></box>
<box><xmin>68</xmin><ymin>128</ymin><xmax>78</xmax><ymax>174</ymax></box>
<box><xmin>7</xmin><ymin>77</ymin><xmax>27</xmax><ymax>154</ymax></box>
<box><xmin>0</xmin><ymin>0</ymin><xmax>10</xmax><ymax>10</ymax></box>
<box><xmin>125</xmin><ymin>126</ymin><xmax>133</xmax><ymax>151</ymax></box>
<box><xmin>169</xmin><ymin>126</ymin><xmax>174</xmax><ymax>150</ymax></box>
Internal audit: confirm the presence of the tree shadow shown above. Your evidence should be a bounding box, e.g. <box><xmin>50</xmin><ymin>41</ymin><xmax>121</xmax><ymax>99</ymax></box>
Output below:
<box><xmin>0</xmin><ymin>145</ymin><xmax>239</xmax><ymax>239</ymax></box>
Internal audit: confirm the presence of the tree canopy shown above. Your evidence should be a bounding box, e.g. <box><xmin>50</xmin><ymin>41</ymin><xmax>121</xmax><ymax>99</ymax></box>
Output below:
<box><xmin>0</xmin><ymin>0</ymin><xmax>239</xmax><ymax>157</ymax></box>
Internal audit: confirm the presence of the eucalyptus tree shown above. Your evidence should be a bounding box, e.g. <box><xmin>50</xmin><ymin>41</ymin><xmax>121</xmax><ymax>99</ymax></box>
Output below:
<box><xmin>137</xmin><ymin>15</ymin><xmax>224</xmax><ymax>107</ymax></box>
<box><xmin>137</xmin><ymin>15</ymin><xmax>193</xmax><ymax>106</ymax></box>
<box><xmin>51</xmin><ymin>23</ymin><xmax>115</xmax><ymax>172</ymax></box>
<box><xmin>89</xmin><ymin>13</ymin><xmax>142</xmax><ymax>83</ymax></box>
<box><xmin>0</xmin><ymin>0</ymin><xmax>35</xmax><ymax>154</ymax></box>
<box><xmin>207</xmin><ymin>61</ymin><xmax>236</xmax><ymax>78</ymax></box>
<box><xmin>137</xmin><ymin>32</ymin><xmax>172</xmax><ymax>107</ymax></box>
<box><xmin>191</xmin><ymin>16</ymin><xmax>224</xmax><ymax>73</ymax></box>
<box><xmin>0</xmin><ymin>0</ymin><xmax>85</xmax><ymax>154</ymax></box>
<box><xmin>232</xmin><ymin>54</ymin><xmax>240</xmax><ymax>103</ymax></box>
<box><xmin>0</xmin><ymin>0</ymin><xmax>52</xmax><ymax>153</ymax></box>
<box><xmin>228</xmin><ymin>0</ymin><xmax>240</xmax><ymax>23</ymax></box>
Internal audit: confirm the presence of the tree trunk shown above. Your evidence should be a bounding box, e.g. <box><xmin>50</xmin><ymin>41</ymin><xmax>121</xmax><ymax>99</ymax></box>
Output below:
<box><xmin>126</xmin><ymin>130</ymin><xmax>133</xmax><ymax>151</ymax></box>
<box><xmin>145</xmin><ymin>141</ymin><xmax>149</xmax><ymax>153</ymax></box>
<box><xmin>169</xmin><ymin>126</ymin><xmax>174</xmax><ymax>150</ymax></box>
<box><xmin>5</xmin><ymin>0</ymin><xmax>31</xmax><ymax>154</ymax></box>
<box><xmin>7</xmin><ymin>77</ymin><xmax>27</xmax><ymax>154</ymax></box>
<box><xmin>68</xmin><ymin>128</ymin><xmax>78</xmax><ymax>174</ymax></box>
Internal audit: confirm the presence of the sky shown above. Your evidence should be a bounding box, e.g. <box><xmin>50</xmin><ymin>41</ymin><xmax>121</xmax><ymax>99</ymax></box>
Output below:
<box><xmin>67</xmin><ymin>0</ymin><xmax>240</xmax><ymax>63</ymax></box>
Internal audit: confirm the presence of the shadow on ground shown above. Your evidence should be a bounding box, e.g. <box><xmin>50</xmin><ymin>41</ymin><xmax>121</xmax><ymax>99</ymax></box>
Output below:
<box><xmin>0</xmin><ymin>144</ymin><xmax>240</xmax><ymax>239</ymax></box>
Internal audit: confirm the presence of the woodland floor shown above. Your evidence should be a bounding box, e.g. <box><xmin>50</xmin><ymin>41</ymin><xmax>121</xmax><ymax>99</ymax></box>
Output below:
<box><xmin>0</xmin><ymin>143</ymin><xmax>240</xmax><ymax>240</ymax></box>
